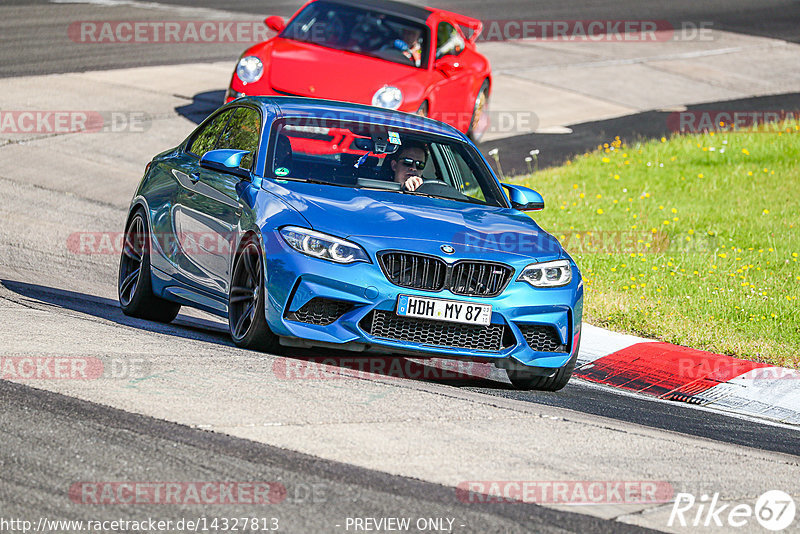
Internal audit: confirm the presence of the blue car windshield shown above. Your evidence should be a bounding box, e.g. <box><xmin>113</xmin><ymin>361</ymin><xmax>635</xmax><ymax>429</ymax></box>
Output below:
<box><xmin>280</xmin><ymin>1</ymin><xmax>429</xmax><ymax>68</ymax></box>
<box><xmin>266</xmin><ymin>118</ymin><xmax>505</xmax><ymax>207</ymax></box>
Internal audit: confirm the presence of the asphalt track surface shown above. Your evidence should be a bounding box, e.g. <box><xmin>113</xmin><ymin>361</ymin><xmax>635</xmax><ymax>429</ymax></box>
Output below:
<box><xmin>2</xmin><ymin>0</ymin><xmax>799</xmax><ymax>77</ymax></box>
<box><xmin>2</xmin><ymin>1</ymin><xmax>800</xmax><ymax>532</ymax></box>
<box><xmin>4</xmin><ymin>279</ymin><xmax>800</xmax><ymax>453</ymax></box>
<box><xmin>4</xmin><ymin>0</ymin><xmax>799</xmax><ymax>170</ymax></box>
<box><xmin>1</xmin><ymin>380</ymin><xmax>661</xmax><ymax>534</ymax></box>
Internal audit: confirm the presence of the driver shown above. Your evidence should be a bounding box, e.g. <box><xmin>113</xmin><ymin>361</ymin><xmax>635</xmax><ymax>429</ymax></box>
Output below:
<box><xmin>396</xmin><ymin>27</ymin><xmax>422</xmax><ymax>67</ymax></box>
<box><xmin>390</xmin><ymin>142</ymin><xmax>427</xmax><ymax>191</ymax></box>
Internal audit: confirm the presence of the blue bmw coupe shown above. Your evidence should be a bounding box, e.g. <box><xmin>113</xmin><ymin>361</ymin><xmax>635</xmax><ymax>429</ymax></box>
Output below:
<box><xmin>119</xmin><ymin>96</ymin><xmax>583</xmax><ymax>390</ymax></box>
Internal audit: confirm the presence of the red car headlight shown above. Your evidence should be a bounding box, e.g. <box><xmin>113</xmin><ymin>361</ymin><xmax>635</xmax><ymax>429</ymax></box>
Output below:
<box><xmin>236</xmin><ymin>56</ymin><xmax>264</xmax><ymax>84</ymax></box>
<box><xmin>372</xmin><ymin>86</ymin><xmax>403</xmax><ymax>110</ymax></box>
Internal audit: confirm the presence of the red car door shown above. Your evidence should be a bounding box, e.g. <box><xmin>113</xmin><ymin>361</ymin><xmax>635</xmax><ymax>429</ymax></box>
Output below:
<box><xmin>427</xmin><ymin>20</ymin><xmax>474</xmax><ymax>133</ymax></box>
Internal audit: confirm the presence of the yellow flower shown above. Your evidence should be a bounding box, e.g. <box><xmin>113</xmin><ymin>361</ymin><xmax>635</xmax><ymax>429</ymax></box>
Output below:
<box><xmin>688</xmin><ymin>229</ymin><xmax>694</xmax><ymax>235</ymax></box>
<box><xmin>596</xmin><ymin>194</ymin><xmax>602</xmax><ymax>199</ymax></box>
<box><xmin>597</xmin><ymin>208</ymin><xmax>604</xmax><ymax>215</ymax></box>
<box><xmin>763</xmin><ymin>209</ymin><xmax>770</xmax><ymax>215</ymax></box>
<box><xmin>602</xmin><ymin>157</ymin><xmax>610</xmax><ymax>163</ymax></box>
<box><xmin>742</xmin><ymin>149</ymin><xmax>750</xmax><ymax>155</ymax></box>
<box><xmin>747</xmin><ymin>171</ymin><xmax>753</xmax><ymax>176</ymax></box>
<box><xmin>698</xmin><ymin>173</ymin><xmax>704</xmax><ymax>178</ymax></box>
<box><xmin>573</xmin><ymin>184</ymin><xmax>578</xmax><ymax>189</ymax></box>
<box><xmin>671</xmin><ymin>208</ymin><xmax>677</xmax><ymax>213</ymax></box>
<box><xmin>719</xmin><ymin>253</ymin><xmax>727</xmax><ymax>258</ymax></box>
<box><xmin>614</xmin><ymin>174</ymin><xmax>620</xmax><ymax>180</ymax></box>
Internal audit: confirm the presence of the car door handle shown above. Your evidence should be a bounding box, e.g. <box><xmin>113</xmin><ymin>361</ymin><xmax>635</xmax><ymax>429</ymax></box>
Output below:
<box><xmin>189</xmin><ymin>172</ymin><xmax>200</xmax><ymax>183</ymax></box>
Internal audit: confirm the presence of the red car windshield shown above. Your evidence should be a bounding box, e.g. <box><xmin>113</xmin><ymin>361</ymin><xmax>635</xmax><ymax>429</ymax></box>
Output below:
<box><xmin>267</xmin><ymin>118</ymin><xmax>505</xmax><ymax>207</ymax></box>
<box><xmin>280</xmin><ymin>1</ymin><xmax>430</xmax><ymax>68</ymax></box>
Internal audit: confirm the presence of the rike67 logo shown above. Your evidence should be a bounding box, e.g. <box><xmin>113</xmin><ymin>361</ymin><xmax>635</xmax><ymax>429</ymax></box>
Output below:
<box><xmin>669</xmin><ymin>490</ymin><xmax>796</xmax><ymax>531</ymax></box>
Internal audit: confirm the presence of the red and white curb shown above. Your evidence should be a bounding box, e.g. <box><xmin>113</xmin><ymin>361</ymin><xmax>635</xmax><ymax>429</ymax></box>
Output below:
<box><xmin>577</xmin><ymin>324</ymin><xmax>800</xmax><ymax>426</ymax></box>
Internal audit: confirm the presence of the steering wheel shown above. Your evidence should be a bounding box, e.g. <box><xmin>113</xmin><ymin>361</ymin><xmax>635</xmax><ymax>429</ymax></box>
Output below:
<box><xmin>414</xmin><ymin>180</ymin><xmax>462</xmax><ymax>199</ymax></box>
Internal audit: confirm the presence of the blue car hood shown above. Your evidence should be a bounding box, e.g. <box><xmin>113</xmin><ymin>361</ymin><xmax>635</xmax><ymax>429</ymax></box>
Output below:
<box><xmin>272</xmin><ymin>181</ymin><xmax>564</xmax><ymax>262</ymax></box>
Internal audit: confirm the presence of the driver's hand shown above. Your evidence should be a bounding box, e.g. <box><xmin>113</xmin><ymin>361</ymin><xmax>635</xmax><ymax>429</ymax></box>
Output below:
<box><xmin>404</xmin><ymin>176</ymin><xmax>423</xmax><ymax>191</ymax></box>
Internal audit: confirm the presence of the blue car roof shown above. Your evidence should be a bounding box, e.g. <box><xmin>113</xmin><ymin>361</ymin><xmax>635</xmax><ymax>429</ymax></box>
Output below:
<box><xmin>235</xmin><ymin>96</ymin><xmax>467</xmax><ymax>142</ymax></box>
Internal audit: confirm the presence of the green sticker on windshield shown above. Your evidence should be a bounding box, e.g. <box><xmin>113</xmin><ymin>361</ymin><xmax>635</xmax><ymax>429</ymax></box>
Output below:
<box><xmin>275</xmin><ymin>167</ymin><xmax>290</xmax><ymax>177</ymax></box>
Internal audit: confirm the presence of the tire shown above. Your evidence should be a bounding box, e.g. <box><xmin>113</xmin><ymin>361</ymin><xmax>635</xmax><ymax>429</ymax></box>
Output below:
<box><xmin>228</xmin><ymin>238</ymin><xmax>279</xmax><ymax>352</ymax></box>
<box><xmin>467</xmin><ymin>80</ymin><xmax>490</xmax><ymax>143</ymax></box>
<box><xmin>507</xmin><ymin>338</ymin><xmax>580</xmax><ymax>392</ymax></box>
<box><xmin>118</xmin><ymin>209</ymin><xmax>181</xmax><ymax>323</ymax></box>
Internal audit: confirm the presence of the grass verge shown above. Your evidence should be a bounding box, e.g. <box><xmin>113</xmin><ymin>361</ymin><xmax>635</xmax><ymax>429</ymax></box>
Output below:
<box><xmin>512</xmin><ymin>120</ymin><xmax>800</xmax><ymax>367</ymax></box>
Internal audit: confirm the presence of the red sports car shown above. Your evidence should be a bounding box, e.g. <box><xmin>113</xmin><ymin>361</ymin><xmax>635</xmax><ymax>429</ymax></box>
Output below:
<box><xmin>225</xmin><ymin>0</ymin><xmax>491</xmax><ymax>141</ymax></box>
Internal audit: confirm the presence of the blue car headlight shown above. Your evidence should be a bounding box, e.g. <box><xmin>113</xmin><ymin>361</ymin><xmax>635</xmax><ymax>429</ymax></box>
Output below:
<box><xmin>518</xmin><ymin>260</ymin><xmax>572</xmax><ymax>287</ymax></box>
<box><xmin>280</xmin><ymin>226</ymin><xmax>370</xmax><ymax>264</ymax></box>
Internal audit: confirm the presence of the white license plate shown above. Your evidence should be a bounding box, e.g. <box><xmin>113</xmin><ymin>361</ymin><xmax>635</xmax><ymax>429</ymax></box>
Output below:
<box><xmin>396</xmin><ymin>295</ymin><xmax>492</xmax><ymax>326</ymax></box>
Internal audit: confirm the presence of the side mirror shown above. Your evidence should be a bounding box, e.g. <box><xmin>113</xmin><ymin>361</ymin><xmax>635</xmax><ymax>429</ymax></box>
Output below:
<box><xmin>264</xmin><ymin>16</ymin><xmax>286</xmax><ymax>33</ymax></box>
<box><xmin>434</xmin><ymin>55</ymin><xmax>462</xmax><ymax>77</ymax></box>
<box><xmin>502</xmin><ymin>183</ymin><xmax>544</xmax><ymax>211</ymax></box>
<box><xmin>200</xmin><ymin>149</ymin><xmax>252</xmax><ymax>180</ymax></box>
